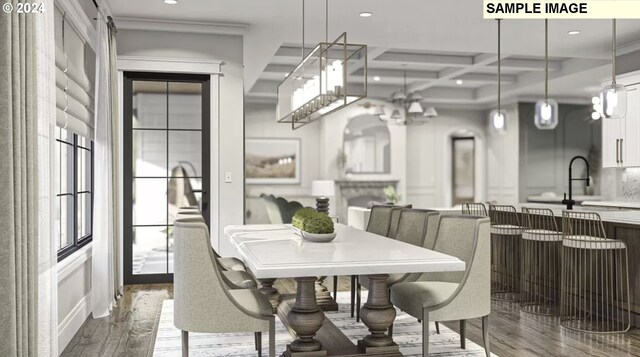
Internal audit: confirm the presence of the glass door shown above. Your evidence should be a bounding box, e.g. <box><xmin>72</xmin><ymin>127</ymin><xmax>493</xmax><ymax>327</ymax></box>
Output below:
<box><xmin>123</xmin><ymin>72</ymin><xmax>210</xmax><ymax>284</ymax></box>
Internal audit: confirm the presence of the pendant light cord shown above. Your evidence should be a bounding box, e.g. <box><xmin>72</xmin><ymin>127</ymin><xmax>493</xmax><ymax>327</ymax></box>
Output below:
<box><xmin>545</xmin><ymin>19</ymin><xmax>548</xmax><ymax>101</ymax></box>
<box><xmin>325</xmin><ymin>0</ymin><xmax>328</xmax><ymax>42</ymax></box>
<box><xmin>612</xmin><ymin>19</ymin><xmax>617</xmax><ymax>86</ymax></box>
<box><xmin>301</xmin><ymin>0</ymin><xmax>305</xmax><ymax>60</ymax></box>
<box><xmin>497</xmin><ymin>19</ymin><xmax>502</xmax><ymax>111</ymax></box>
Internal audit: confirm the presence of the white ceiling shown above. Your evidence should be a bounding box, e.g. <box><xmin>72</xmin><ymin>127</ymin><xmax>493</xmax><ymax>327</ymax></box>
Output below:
<box><xmin>108</xmin><ymin>0</ymin><xmax>640</xmax><ymax>108</ymax></box>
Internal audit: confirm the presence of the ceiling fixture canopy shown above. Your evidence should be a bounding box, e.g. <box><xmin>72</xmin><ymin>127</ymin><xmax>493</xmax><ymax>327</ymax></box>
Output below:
<box><xmin>534</xmin><ymin>19</ymin><xmax>559</xmax><ymax>130</ymax></box>
<box><xmin>277</xmin><ymin>0</ymin><xmax>367</xmax><ymax>130</ymax></box>
<box><xmin>600</xmin><ymin>19</ymin><xmax>627</xmax><ymax>120</ymax></box>
<box><xmin>489</xmin><ymin>19</ymin><xmax>507</xmax><ymax>134</ymax></box>
<box><xmin>380</xmin><ymin>67</ymin><xmax>437</xmax><ymax>125</ymax></box>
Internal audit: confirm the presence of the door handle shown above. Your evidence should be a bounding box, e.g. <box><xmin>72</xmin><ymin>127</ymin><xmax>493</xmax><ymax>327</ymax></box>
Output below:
<box><xmin>616</xmin><ymin>139</ymin><xmax>620</xmax><ymax>164</ymax></box>
<box><xmin>620</xmin><ymin>138</ymin><xmax>624</xmax><ymax>164</ymax></box>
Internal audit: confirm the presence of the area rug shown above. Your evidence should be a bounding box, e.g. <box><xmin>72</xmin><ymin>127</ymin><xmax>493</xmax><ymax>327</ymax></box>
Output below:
<box><xmin>153</xmin><ymin>292</ymin><xmax>495</xmax><ymax>356</ymax></box>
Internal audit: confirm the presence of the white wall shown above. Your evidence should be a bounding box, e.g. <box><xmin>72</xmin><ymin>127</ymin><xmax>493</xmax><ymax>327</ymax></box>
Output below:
<box><xmin>117</xmin><ymin>29</ymin><xmax>245</xmax><ymax>256</ymax></box>
<box><xmin>57</xmin><ymin>245</ymin><xmax>92</xmax><ymax>352</ymax></box>
<box><xmin>244</xmin><ymin>103</ymin><xmax>320</xmax><ymax>223</ymax></box>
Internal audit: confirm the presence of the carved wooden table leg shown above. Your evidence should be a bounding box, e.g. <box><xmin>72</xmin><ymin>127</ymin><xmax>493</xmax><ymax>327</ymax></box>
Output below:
<box><xmin>258</xmin><ymin>278</ymin><xmax>281</xmax><ymax>313</ymax></box>
<box><xmin>284</xmin><ymin>276</ymin><xmax>327</xmax><ymax>357</ymax></box>
<box><xmin>358</xmin><ymin>274</ymin><xmax>400</xmax><ymax>355</ymax></box>
<box><xmin>315</xmin><ymin>276</ymin><xmax>339</xmax><ymax>311</ymax></box>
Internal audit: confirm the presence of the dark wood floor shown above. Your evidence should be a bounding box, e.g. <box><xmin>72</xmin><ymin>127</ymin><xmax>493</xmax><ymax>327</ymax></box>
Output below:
<box><xmin>62</xmin><ymin>279</ymin><xmax>640</xmax><ymax>357</ymax></box>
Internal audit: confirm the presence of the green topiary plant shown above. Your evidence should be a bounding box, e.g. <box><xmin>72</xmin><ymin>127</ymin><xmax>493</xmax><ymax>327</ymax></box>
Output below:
<box><xmin>302</xmin><ymin>213</ymin><xmax>334</xmax><ymax>234</ymax></box>
<box><xmin>291</xmin><ymin>207</ymin><xmax>334</xmax><ymax>234</ymax></box>
<box><xmin>292</xmin><ymin>207</ymin><xmax>318</xmax><ymax>230</ymax></box>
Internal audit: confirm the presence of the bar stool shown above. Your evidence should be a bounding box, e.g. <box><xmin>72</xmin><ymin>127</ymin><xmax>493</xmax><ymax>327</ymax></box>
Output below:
<box><xmin>489</xmin><ymin>204</ymin><xmax>523</xmax><ymax>301</ymax></box>
<box><xmin>462</xmin><ymin>202</ymin><xmax>488</xmax><ymax>216</ymax></box>
<box><xmin>520</xmin><ymin>208</ymin><xmax>562</xmax><ymax>315</ymax></box>
<box><xmin>560</xmin><ymin>211</ymin><xmax>631</xmax><ymax>333</ymax></box>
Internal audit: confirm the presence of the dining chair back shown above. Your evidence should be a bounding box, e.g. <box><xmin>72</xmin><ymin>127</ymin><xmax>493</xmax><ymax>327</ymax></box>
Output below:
<box><xmin>366</xmin><ymin>205</ymin><xmax>394</xmax><ymax>236</ymax></box>
<box><xmin>173</xmin><ymin>217</ymin><xmax>275</xmax><ymax>356</ymax></box>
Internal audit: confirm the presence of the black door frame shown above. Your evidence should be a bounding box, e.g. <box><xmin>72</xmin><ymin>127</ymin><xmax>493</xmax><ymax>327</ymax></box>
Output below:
<box><xmin>123</xmin><ymin>71</ymin><xmax>211</xmax><ymax>285</ymax></box>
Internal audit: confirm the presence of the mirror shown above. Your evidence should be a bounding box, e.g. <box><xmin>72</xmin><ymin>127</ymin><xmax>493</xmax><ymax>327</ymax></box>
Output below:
<box><xmin>343</xmin><ymin>114</ymin><xmax>391</xmax><ymax>174</ymax></box>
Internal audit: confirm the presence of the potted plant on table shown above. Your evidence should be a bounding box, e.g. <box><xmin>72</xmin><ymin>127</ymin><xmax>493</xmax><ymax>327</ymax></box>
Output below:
<box><xmin>292</xmin><ymin>208</ymin><xmax>336</xmax><ymax>242</ymax></box>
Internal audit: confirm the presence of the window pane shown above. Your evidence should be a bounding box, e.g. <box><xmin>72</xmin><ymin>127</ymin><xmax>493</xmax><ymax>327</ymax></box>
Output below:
<box><xmin>133</xmin><ymin>81</ymin><xmax>167</xmax><ymax>129</ymax></box>
<box><xmin>77</xmin><ymin>192</ymin><xmax>92</xmax><ymax>239</ymax></box>
<box><xmin>133</xmin><ymin>130</ymin><xmax>167</xmax><ymax>177</ymax></box>
<box><xmin>77</xmin><ymin>147</ymin><xmax>92</xmax><ymax>192</ymax></box>
<box><xmin>168</xmin><ymin>178</ymin><xmax>201</xmax><ymax>225</ymax></box>
<box><xmin>57</xmin><ymin>195</ymin><xmax>74</xmax><ymax>251</ymax></box>
<box><xmin>133</xmin><ymin>178</ymin><xmax>168</xmax><ymax>226</ymax></box>
<box><xmin>168</xmin><ymin>131</ymin><xmax>202</xmax><ymax>178</ymax></box>
<box><xmin>59</xmin><ymin>142</ymin><xmax>74</xmax><ymax>195</ymax></box>
<box><xmin>168</xmin><ymin>82</ymin><xmax>202</xmax><ymax>130</ymax></box>
<box><xmin>132</xmin><ymin>226</ymin><xmax>168</xmax><ymax>275</ymax></box>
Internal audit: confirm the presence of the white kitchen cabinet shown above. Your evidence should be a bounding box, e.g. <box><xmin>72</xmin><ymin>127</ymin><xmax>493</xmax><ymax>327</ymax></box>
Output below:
<box><xmin>623</xmin><ymin>84</ymin><xmax>640</xmax><ymax>167</ymax></box>
<box><xmin>602</xmin><ymin>75</ymin><xmax>640</xmax><ymax>168</ymax></box>
<box><xmin>602</xmin><ymin>111</ymin><xmax>622</xmax><ymax>168</ymax></box>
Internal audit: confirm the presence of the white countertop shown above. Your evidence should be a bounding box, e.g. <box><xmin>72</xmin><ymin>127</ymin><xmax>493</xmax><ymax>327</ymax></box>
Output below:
<box><xmin>511</xmin><ymin>203</ymin><xmax>640</xmax><ymax>225</ymax></box>
<box><xmin>224</xmin><ymin>224</ymin><xmax>465</xmax><ymax>279</ymax></box>
<box><xmin>527</xmin><ymin>194</ymin><xmax>601</xmax><ymax>203</ymax></box>
<box><xmin>582</xmin><ymin>201</ymin><xmax>640</xmax><ymax>209</ymax></box>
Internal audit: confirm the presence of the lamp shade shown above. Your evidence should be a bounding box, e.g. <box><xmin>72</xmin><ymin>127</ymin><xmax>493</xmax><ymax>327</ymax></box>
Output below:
<box><xmin>489</xmin><ymin>109</ymin><xmax>507</xmax><ymax>134</ymax></box>
<box><xmin>423</xmin><ymin>107</ymin><xmax>438</xmax><ymax>117</ymax></box>
<box><xmin>407</xmin><ymin>101</ymin><xmax>424</xmax><ymax>114</ymax></box>
<box><xmin>311</xmin><ymin>180</ymin><xmax>335</xmax><ymax>197</ymax></box>
<box><xmin>600</xmin><ymin>83</ymin><xmax>627</xmax><ymax>119</ymax></box>
<box><xmin>534</xmin><ymin>99</ymin><xmax>559</xmax><ymax>130</ymax></box>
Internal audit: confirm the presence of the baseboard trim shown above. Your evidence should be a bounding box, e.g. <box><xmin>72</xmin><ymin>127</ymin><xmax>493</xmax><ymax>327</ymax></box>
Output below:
<box><xmin>58</xmin><ymin>293</ymin><xmax>92</xmax><ymax>354</ymax></box>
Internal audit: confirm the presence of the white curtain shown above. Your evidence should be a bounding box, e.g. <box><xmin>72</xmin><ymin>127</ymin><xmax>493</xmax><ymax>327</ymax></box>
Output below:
<box><xmin>91</xmin><ymin>11</ymin><xmax>120</xmax><ymax>318</ymax></box>
<box><xmin>36</xmin><ymin>0</ymin><xmax>59</xmax><ymax>355</ymax></box>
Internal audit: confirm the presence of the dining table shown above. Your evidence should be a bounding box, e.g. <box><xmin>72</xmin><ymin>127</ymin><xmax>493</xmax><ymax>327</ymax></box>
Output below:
<box><xmin>224</xmin><ymin>223</ymin><xmax>465</xmax><ymax>357</ymax></box>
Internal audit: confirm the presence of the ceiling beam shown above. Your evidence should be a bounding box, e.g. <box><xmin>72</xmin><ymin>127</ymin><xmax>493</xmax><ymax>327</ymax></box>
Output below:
<box><xmin>475</xmin><ymin>58</ymin><xmax>609</xmax><ymax>103</ymax></box>
<box><xmin>374</xmin><ymin>51</ymin><xmax>474</xmax><ymax>67</ymax></box>
<box><xmin>486</xmin><ymin>58</ymin><xmax>562</xmax><ymax>71</ymax></box>
<box><xmin>408</xmin><ymin>53</ymin><xmax>499</xmax><ymax>92</ymax></box>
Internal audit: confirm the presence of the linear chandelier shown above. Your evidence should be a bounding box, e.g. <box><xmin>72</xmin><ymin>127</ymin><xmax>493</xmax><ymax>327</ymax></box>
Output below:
<box><xmin>277</xmin><ymin>0</ymin><xmax>367</xmax><ymax>130</ymax></box>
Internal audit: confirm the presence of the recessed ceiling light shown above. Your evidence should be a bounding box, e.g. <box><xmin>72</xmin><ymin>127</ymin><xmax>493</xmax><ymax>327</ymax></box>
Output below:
<box><xmin>359</xmin><ymin>12</ymin><xmax>373</xmax><ymax>18</ymax></box>
<box><xmin>568</xmin><ymin>30</ymin><xmax>581</xmax><ymax>35</ymax></box>
<box><xmin>164</xmin><ymin>0</ymin><xmax>178</xmax><ymax>4</ymax></box>
<box><xmin>373</xmin><ymin>76</ymin><xmax>381</xmax><ymax>81</ymax></box>
<box><xmin>456</xmin><ymin>79</ymin><xmax>463</xmax><ymax>85</ymax></box>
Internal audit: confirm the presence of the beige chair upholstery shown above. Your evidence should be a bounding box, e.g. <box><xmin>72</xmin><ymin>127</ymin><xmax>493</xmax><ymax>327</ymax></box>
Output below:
<box><xmin>357</xmin><ymin>209</ymin><xmax>440</xmax><ymax>324</ymax></box>
<box><xmin>175</xmin><ymin>210</ymin><xmax>255</xmax><ymax>289</ymax></box>
<box><xmin>386</xmin><ymin>207</ymin><xmax>404</xmax><ymax>239</ymax></box>
<box><xmin>390</xmin><ymin>215</ymin><xmax>491</xmax><ymax>357</ymax></box>
<box><xmin>366</xmin><ymin>205</ymin><xmax>394</xmax><ymax>236</ymax></box>
<box><xmin>173</xmin><ymin>217</ymin><xmax>275</xmax><ymax>356</ymax></box>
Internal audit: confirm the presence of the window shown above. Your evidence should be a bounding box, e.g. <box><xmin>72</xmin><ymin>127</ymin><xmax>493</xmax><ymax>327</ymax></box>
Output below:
<box><xmin>56</xmin><ymin>127</ymin><xmax>93</xmax><ymax>261</ymax></box>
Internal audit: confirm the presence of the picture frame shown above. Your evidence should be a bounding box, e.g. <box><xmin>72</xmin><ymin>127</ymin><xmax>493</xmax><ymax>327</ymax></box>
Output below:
<box><xmin>245</xmin><ymin>138</ymin><xmax>301</xmax><ymax>184</ymax></box>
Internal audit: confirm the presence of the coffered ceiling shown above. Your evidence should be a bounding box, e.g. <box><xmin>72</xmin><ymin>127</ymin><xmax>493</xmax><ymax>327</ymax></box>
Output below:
<box><xmin>108</xmin><ymin>0</ymin><xmax>640</xmax><ymax>108</ymax></box>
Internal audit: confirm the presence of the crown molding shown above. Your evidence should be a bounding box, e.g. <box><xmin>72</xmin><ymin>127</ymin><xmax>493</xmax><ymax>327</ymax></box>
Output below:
<box><xmin>115</xmin><ymin>17</ymin><xmax>248</xmax><ymax>36</ymax></box>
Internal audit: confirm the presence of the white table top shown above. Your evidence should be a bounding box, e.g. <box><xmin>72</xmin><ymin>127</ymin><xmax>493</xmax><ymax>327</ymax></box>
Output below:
<box><xmin>224</xmin><ymin>224</ymin><xmax>466</xmax><ymax>279</ymax></box>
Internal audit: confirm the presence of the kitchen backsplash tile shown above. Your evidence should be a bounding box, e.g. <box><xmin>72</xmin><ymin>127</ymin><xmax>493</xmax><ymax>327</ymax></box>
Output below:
<box><xmin>622</xmin><ymin>168</ymin><xmax>640</xmax><ymax>201</ymax></box>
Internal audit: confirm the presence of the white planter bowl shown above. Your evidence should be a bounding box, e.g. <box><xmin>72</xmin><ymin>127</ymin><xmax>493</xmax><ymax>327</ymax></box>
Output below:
<box><xmin>301</xmin><ymin>231</ymin><xmax>337</xmax><ymax>243</ymax></box>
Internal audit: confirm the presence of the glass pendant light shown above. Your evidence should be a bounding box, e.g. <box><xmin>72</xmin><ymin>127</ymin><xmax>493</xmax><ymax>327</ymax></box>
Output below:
<box><xmin>490</xmin><ymin>19</ymin><xmax>507</xmax><ymax>134</ymax></box>
<box><xmin>600</xmin><ymin>19</ymin><xmax>627</xmax><ymax>119</ymax></box>
<box><xmin>535</xmin><ymin>19</ymin><xmax>559</xmax><ymax>130</ymax></box>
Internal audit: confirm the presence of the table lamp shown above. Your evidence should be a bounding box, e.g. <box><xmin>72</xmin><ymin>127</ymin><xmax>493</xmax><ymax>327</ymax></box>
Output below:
<box><xmin>311</xmin><ymin>180</ymin><xmax>335</xmax><ymax>214</ymax></box>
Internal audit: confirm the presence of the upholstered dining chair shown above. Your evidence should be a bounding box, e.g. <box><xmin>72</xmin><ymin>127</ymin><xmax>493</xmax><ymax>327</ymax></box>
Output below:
<box><xmin>356</xmin><ymin>209</ymin><xmax>440</xmax><ymax>324</ymax></box>
<box><xmin>174</xmin><ymin>217</ymin><xmax>276</xmax><ymax>357</ymax></box>
<box><xmin>175</xmin><ymin>210</ymin><xmax>257</xmax><ymax>289</ymax></box>
<box><xmin>390</xmin><ymin>215</ymin><xmax>491</xmax><ymax>357</ymax></box>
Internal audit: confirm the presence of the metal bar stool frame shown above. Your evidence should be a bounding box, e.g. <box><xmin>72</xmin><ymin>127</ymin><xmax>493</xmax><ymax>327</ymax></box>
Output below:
<box><xmin>461</xmin><ymin>202</ymin><xmax>488</xmax><ymax>216</ymax></box>
<box><xmin>560</xmin><ymin>211</ymin><xmax>631</xmax><ymax>334</ymax></box>
<box><xmin>489</xmin><ymin>204</ymin><xmax>523</xmax><ymax>302</ymax></box>
<box><xmin>520</xmin><ymin>208</ymin><xmax>562</xmax><ymax>315</ymax></box>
